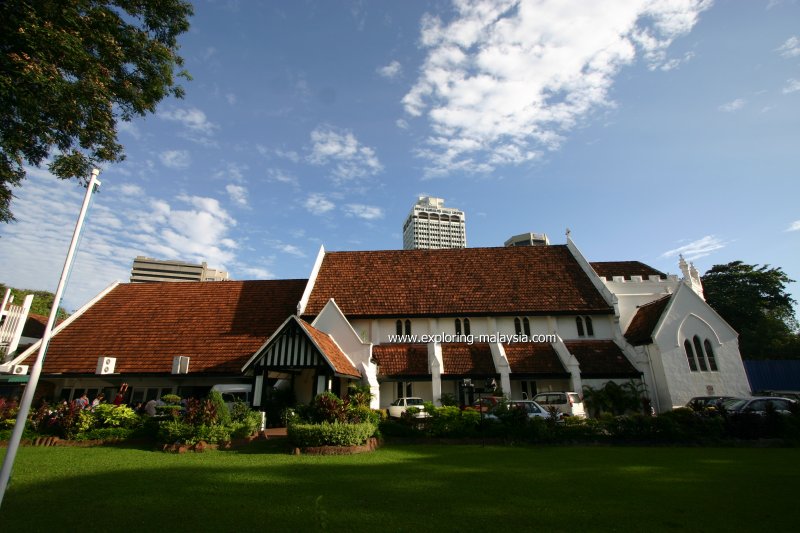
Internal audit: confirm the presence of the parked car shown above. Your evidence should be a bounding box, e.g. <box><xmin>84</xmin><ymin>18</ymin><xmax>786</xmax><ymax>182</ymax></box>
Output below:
<box><xmin>752</xmin><ymin>390</ymin><xmax>800</xmax><ymax>402</ymax></box>
<box><xmin>531</xmin><ymin>392</ymin><xmax>586</xmax><ymax>418</ymax></box>
<box><xmin>722</xmin><ymin>397</ymin><xmax>797</xmax><ymax>415</ymax></box>
<box><xmin>686</xmin><ymin>396</ymin><xmax>735</xmax><ymax>412</ymax></box>
<box><xmin>466</xmin><ymin>396</ymin><xmax>502</xmax><ymax>413</ymax></box>
<box><xmin>485</xmin><ymin>400</ymin><xmax>562</xmax><ymax>421</ymax></box>
<box><xmin>388</xmin><ymin>397</ymin><xmax>427</xmax><ymax>418</ymax></box>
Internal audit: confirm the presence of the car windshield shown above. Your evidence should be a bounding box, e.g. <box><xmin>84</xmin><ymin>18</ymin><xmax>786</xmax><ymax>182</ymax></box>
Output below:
<box><xmin>724</xmin><ymin>399</ymin><xmax>748</xmax><ymax>410</ymax></box>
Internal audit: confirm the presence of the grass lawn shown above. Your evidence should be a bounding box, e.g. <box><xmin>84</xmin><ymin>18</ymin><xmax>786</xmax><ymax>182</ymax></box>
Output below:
<box><xmin>1</xmin><ymin>442</ymin><xmax>797</xmax><ymax>531</ymax></box>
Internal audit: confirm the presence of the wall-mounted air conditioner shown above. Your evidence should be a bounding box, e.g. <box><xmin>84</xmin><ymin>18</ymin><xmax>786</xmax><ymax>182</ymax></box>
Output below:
<box><xmin>171</xmin><ymin>356</ymin><xmax>190</xmax><ymax>374</ymax></box>
<box><xmin>96</xmin><ymin>356</ymin><xmax>116</xmax><ymax>375</ymax></box>
<box><xmin>12</xmin><ymin>364</ymin><xmax>29</xmax><ymax>375</ymax></box>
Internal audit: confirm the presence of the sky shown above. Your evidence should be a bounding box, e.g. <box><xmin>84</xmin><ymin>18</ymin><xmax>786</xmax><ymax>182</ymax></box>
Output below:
<box><xmin>1</xmin><ymin>0</ymin><xmax>799</xmax><ymax>313</ymax></box>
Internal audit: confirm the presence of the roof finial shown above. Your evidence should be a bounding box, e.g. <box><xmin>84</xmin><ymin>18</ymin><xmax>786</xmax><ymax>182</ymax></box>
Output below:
<box><xmin>565</xmin><ymin>227</ymin><xmax>571</xmax><ymax>238</ymax></box>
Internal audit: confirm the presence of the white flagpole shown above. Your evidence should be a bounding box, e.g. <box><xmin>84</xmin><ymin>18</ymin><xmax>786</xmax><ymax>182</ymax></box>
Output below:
<box><xmin>0</xmin><ymin>168</ymin><xmax>102</xmax><ymax>508</ymax></box>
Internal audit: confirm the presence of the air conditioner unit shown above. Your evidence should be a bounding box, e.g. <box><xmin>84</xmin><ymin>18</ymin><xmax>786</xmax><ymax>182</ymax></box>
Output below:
<box><xmin>12</xmin><ymin>364</ymin><xmax>29</xmax><ymax>375</ymax></box>
<box><xmin>96</xmin><ymin>356</ymin><xmax>116</xmax><ymax>375</ymax></box>
<box><xmin>171</xmin><ymin>356</ymin><xmax>190</xmax><ymax>374</ymax></box>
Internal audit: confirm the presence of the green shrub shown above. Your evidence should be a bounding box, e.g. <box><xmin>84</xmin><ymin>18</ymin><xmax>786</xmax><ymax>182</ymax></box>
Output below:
<box><xmin>439</xmin><ymin>393</ymin><xmax>459</xmax><ymax>407</ymax></box>
<box><xmin>161</xmin><ymin>394</ymin><xmax>182</xmax><ymax>405</ymax></box>
<box><xmin>74</xmin><ymin>427</ymin><xmax>135</xmax><ymax>441</ymax></box>
<box><xmin>194</xmin><ymin>424</ymin><xmax>232</xmax><ymax>445</ymax></box>
<box><xmin>288</xmin><ymin>421</ymin><xmax>377</xmax><ymax>447</ymax></box>
<box><xmin>92</xmin><ymin>404</ymin><xmax>141</xmax><ymax>428</ymax></box>
<box><xmin>207</xmin><ymin>390</ymin><xmax>230</xmax><ymax>426</ymax></box>
<box><xmin>158</xmin><ymin>419</ymin><xmax>195</xmax><ymax>445</ymax></box>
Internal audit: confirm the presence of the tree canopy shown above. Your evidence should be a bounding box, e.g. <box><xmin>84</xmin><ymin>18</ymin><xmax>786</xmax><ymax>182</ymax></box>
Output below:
<box><xmin>0</xmin><ymin>0</ymin><xmax>193</xmax><ymax>222</ymax></box>
<box><xmin>1</xmin><ymin>283</ymin><xmax>69</xmax><ymax>320</ymax></box>
<box><xmin>702</xmin><ymin>261</ymin><xmax>800</xmax><ymax>359</ymax></box>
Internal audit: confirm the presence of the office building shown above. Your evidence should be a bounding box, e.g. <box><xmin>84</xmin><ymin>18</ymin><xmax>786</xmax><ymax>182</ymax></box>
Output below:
<box><xmin>130</xmin><ymin>256</ymin><xmax>229</xmax><ymax>283</ymax></box>
<box><xmin>402</xmin><ymin>196</ymin><xmax>466</xmax><ymax>250</ymax></box>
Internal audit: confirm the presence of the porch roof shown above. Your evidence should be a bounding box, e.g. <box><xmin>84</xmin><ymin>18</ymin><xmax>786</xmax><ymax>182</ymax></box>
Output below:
<box><xmin>564</xmin><ymin>340</ymin><xmax>641</xmax><ymax>378</ymax></box>
<box><xmin>624</xmin><ymin>295</ymin><xmax>672</xmax><ymax>346</ymax></box>
<box><xmin>298</xmin><ymin>319</ymin><xmax>361</xmax><ymax>378</ymax></box>
<box><xmin>503</xmin><ymin>343</ymin><xmax>568</xmax><ymax>375</ymax></box>
<box><xmin>441</xmin><ymin>343</ymin><xmax>496</xmax><ymax>376</ymax></box>
<box><xmin>372</xmin><ymin>343</ymin><xmax>429</xmax><ymax>377</ymax></box>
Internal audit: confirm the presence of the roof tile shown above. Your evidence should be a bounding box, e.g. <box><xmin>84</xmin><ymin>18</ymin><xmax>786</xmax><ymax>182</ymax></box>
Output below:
<box><xmin>624</xmin><ymin>295</ymin><xmax>672</xmax><ymax>345</ymax></box>
<box><xmin>305</xmin><ymin>246</ymin><xmax>612</xmax><ymax>318</ymax></box>
<box><xmin>372</xmin><ymin>343</ymin><xmax>429</xmax><ymax>377</ymax></box>
<box><xmin>564</xmin><ymin>340</ymin><xmax>640</xmax><ymax>378</ymax></box>
<box><xmin>26</xmin><ymin>280</ymin><xmax>306</xmax><ymax>374</ymax></box>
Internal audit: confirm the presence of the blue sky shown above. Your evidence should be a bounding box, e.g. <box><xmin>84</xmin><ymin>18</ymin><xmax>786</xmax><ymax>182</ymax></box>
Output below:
<box><xmin>1</xmin><ymin>0</ymin><xmax>799</xmax><ymax>313</ymax></box>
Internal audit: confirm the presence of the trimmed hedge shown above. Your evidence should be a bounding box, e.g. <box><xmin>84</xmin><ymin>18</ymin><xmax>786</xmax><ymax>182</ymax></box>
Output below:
<box><xmin>288</xmin><ymin>421</ymin><xmax>377</xmax><ymax>447</ymax></box>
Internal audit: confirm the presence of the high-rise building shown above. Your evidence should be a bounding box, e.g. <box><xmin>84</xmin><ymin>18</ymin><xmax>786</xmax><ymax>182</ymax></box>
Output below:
<box><xmin>130</xmin><ymin>256</ymin><xmax>229</xmax><ymax>283</ymax></box>
<box><xmin>402</xmin><ymin>196</ymin><xmax>466</xmax><ymax>250</ymax></box>
<box><xmin>504</xmin><ymin>232</ymin><xmax>550</xmax><ymax>247</ymax></box>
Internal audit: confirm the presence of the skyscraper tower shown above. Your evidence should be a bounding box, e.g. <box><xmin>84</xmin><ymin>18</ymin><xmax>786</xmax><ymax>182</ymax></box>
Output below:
<box><xmin>402</xmin><ymin>196</ymin><xmax>466</xmax><ymax>250</ymax></box>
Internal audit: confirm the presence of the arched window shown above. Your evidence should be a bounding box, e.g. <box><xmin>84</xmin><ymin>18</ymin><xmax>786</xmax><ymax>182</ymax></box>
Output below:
<box><xmin>704</xmin><ymin>339</ymin><xmax>718</xmax><ymax>371</ymax></box>
<box><xmin>693</xmin><ymin>336</ymin><xmax>708</xmax><ymax>371</ymax></box>
<box><xmin>576</xmin><ymin>317</ymin><xmax>585</xmax><ymax>337</ymax></box>
<box><xmin>395</xmin><ymin>320</ymin><xmax>402</xmax><ymax>336</ymax></box>
<box><xmin>684</xmin><ymin>339</ymin><xmax>698</xmax><ymax>371</ymax></box>
<box><xmin>585</xmin><ymin>316</ymin><xmax>594</xmax><ymax>336</ymax></box>
<box><xmin>464</xmin><ymin>318</ymin><xmax>471</xmax><ymax>336</ymax></box>
<box><xmin>514</xmin><ymin>317</ymin><xmax>522</xmax><ymax>335</ymax></box>
<box><xmin>522</xmin><ymin>317</ymin><xmax>531</xmax><ymax>337</ymax></box>
<box><xmin>455</xmin><ymin>318</ymin><xmax>462</xmax><ymax>336</ymax></box>
<box><xmin>404</xmin><ymin>320</ymin><xmax>411</xmax><ymax>335</ymax></box>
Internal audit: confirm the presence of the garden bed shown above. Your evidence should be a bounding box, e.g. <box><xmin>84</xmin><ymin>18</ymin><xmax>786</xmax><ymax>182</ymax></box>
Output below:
<box><xmin>292</xmin><ymin>436</ymin><xmax>381</xmax><ymax>455</ymax></box>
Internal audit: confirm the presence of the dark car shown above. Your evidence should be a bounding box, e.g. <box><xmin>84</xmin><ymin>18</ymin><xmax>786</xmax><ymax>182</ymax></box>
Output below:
<box><xmin>722</xmin><ymin>397</ymin><xmax>797</xmax><ymax>415</ymax></box>
<box><xmin>686</xmin><ymin>396</ymin><xmax>734</xmax><ymax>412</ymax></box>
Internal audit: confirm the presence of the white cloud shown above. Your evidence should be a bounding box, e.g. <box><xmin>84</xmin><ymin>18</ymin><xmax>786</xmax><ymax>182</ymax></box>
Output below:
<box><xmin>226</xmin><ymin>93</ymin><xmax>237</xmax><ymax>105</ymax></box>
<box><xmin>343</xmin><ymin>204</ymin><xmax>384</xmax><ymax>220</ymax></box>
<box><xmin>396</xmin><ymin>119</ymin><xmax>409</xmax><ymax>129</ymax></box>
<box><xmin>226</xmin><ymin>184</ymin><xmax>248</xmax><ymax>207</ymax></box>
<box><xmin>378</xmin><ymin>60</ymin><xmax>403</xmax><ymax>79</ymax></box>
<box><xmin>159</xmin><ymin>107</ymin><xmax>216</xmax><ymax>135</ymax></box>
<box><xmin>308</xmin><ymin>126</ymin><xmax>383</xmax><ymax>183</ymax></box>
<box><xmin>786</xmin><ymin>220</ymin><xmax>800</xmax><ymax>232</ymax></box>
<box><xmin>159</xmin><ymin>150</ymin><xmax>191</xmax><ymax>168</ymax></box>
<box><xmin>719</xmin><ymin>98</ymin><xmax>745</xmax><ymax>112</ymax></box>
<box><xmin>777</xmin><ymin>36</ymin><xmax>800</xmax><ymax>58</ymax></box>
<box><xmin>117</xmin><ymin>120</ymin><xmax>141</xmax><ymax>139</ymax></box>
<box><xmin>118</xmin><ymin>184</ymin><xmax>143</xmax><ymax>196</ymax></box>
<box><xmin>276</xmin><ymin>243</ymin><xmax>306</xmax><ymax>257</ymax></box>
<box><xmin>304</xmin><ymin>193</ymin><xmax>335</xmax><ymax>215</ymax></box>
<box><xmin>214</xmin><ymin>161</ymin><xmax>248</xmax><ymax>183</ymax></box>
<box><xmin>266</xmin><ymin>169</ymin><xmax>299</xmax><ymax>187</ymax></box>
<box><xmin>660</xmin><ymin>235</ymin><xmax>727</xmax><ymax>261</ymax></box>
<box><xmin>782</xmin><ymin>79</ymin><xmax>800</xmax><ymax>94</ymax></box>
<box><xmin>404</xmin><ymin>0</ymin><xmax>711</xmax><ymax>176</ymax></box>
<box><xmin>0</xmin><ymin>170</ymin><xmax>279</xmax><ymax>309</ymax></box>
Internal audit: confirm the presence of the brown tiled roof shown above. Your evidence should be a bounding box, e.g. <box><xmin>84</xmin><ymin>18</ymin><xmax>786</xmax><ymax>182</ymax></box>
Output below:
<box><xmin>441</xmin><ymin>343</ymin><xmax>496</xmax><ymax>376</ymax></box>
<box><xmin>22</xmin><ymin>314</ymin><xmax>49</xmax><ymax>338</ymax></box>
<box><xmin>298</xmin><ymin>319</ymin><xmax>360</xmax><ymax>378</ymax></box>
<box><xmin>591</xmin><ymin>261</ymin><xmax>667</xmax><ymax>281</ymax></box>
<box><xmin>624</xmin><ymin>295</ymin><xmax>672</xmax><ymax>346</ymax></box>
<box><xmin>503</xmin><ymin>343</ymin><xmax>568</xmax><ymax>375</ymax></box>
<box><xmin>564</xmin><ymin>340</ymin><xmax>640</xmax><ymax>378</ymax></box>
<box><xmin>25</xmin><ymin>280</ymin><xmax>306</xmax><ymax>374</ymax></box>
<box><xmin>372</xmin><ymin>343</ymin><xmax>429</xmax><ymax>377</ymax></box>
<box><xmin>304</xmin><ymin>246</ymin><xmax>612</xmax><ymax>318</ymax></box>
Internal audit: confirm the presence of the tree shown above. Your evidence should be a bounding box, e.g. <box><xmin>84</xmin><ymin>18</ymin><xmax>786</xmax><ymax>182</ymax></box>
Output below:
<box><xmin>0</xmin><ymin>283</ymin><xmax>69</xmax><ymax>319</ymax></box>
<box><xmin>0</xmin><ymin>0</ymin><xmax>193</xmax><ymax>222</ymax></box>
<box><xmin>702</xmin><ymin>261</ymin><xmax>800</xmax><ymax>359</ymax></box>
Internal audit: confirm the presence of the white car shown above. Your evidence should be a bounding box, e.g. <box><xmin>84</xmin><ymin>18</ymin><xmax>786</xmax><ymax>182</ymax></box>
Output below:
<box><xmin>485</xmin><ymin>400</ymin><xmax>562</xmax><ymax>421</ymax></box>
<box><xmin>531</xmin><ymin>392</ymin><xmax>586</xmax><ymax>418</ymax></box>
<box><xmin>388</xmin><ymin>397</ymin><xmax>427</xmax><ymax>418</ymax></box>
